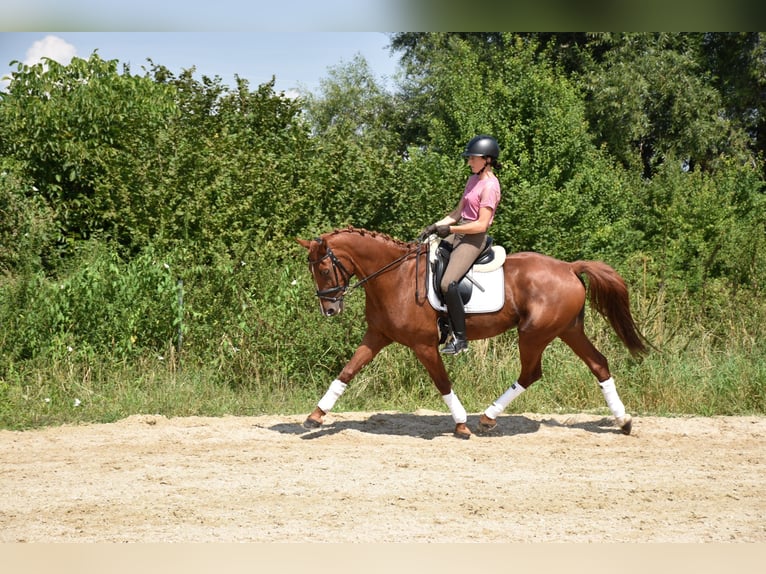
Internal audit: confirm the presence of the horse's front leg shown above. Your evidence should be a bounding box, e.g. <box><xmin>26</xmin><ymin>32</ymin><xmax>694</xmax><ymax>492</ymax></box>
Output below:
<box><xmin>303</xmin><ymin>329</ymin><xmax>391</xmax><ymax>429</ymax></box>
<box><xmin>412</xmin><ymin>344</ymin><xmax>471</xmax><ymax>439</ymax></box>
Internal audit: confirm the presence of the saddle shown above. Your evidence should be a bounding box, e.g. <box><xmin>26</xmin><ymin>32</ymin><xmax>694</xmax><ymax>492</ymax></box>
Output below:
<box><xmin>427</xmin><ymin>236</ymin><xmax>507</xmax><ymax>344</ymax></box>
<box><xmin>429</xmin><ymin>237</ymin><xmax>504</xmax><ymax>306</ymax></box>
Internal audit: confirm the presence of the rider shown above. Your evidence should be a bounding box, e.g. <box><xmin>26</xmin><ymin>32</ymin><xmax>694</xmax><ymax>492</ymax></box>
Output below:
<box><xmin>421</xmin><ymin>135</ymin><xmax>502</xmax><ymax>355</ymax></box>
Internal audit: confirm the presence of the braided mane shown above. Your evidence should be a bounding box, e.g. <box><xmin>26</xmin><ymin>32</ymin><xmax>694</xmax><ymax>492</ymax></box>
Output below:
<box><xmin>326</xmin><ymin>226</ymin><xmax>413</xmax><ymax>249</ymax></box>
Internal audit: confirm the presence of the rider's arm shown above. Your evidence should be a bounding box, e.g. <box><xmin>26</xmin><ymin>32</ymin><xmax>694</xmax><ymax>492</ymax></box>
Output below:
<box><xmin>435</xmin><ymin>198</ymin><xmax>464</xmax><ymax>227</ymax></box>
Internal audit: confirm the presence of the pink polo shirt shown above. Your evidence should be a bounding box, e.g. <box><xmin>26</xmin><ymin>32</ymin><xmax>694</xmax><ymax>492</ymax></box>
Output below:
<box><xmin>460</xmin><ymin>174</ymin><xmax>501</xmax><ymax>225</ymax></box>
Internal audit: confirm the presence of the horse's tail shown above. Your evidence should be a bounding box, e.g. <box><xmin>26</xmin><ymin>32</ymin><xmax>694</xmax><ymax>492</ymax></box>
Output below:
<box><xmin>571</xmin><ymin>260</ymin><xmax>649</xmax><ymax>357</ymax></box>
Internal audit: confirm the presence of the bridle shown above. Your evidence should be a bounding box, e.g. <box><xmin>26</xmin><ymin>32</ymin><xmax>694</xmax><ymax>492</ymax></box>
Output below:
<box><xmin>308</xmin><ymin>240</ymin><xmax>354</xmax><ymax>303</ymax></box>
<box><xmin>307</xmin><ymin>237</ymin><xmax>425</xmax><ymax>304</ymax></box>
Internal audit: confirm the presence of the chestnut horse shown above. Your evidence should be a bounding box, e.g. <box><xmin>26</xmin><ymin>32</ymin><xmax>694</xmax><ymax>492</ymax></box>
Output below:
<box><xmin>297</xmin><ymin>227</ymin><xmax>648</xmax><ymax>438</ymax></box>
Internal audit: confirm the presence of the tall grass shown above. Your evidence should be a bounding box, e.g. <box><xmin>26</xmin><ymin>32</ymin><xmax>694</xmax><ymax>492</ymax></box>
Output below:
<box><xmin>1</xmin><ymin>241</ymin><xmax>764</xmax><ymax>429</ymax></box>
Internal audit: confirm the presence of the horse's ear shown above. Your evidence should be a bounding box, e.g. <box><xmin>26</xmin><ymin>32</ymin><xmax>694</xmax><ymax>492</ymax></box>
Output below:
<box><xmin>296</xmin><ymin>238</ymin><xmax>311</xmax><ymax>249</ymax></box>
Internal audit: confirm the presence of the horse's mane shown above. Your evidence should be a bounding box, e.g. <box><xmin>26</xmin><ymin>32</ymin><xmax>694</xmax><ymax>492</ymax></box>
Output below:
<box><xmin>325</xmin><ymin>226</ymin><xmax>413</xmax><ymax>249</ymax></box>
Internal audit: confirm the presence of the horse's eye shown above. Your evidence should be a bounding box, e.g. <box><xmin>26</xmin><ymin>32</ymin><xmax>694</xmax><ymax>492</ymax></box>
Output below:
<box><xmin>320</xmin><ymin>268</ymin><xmax>330</xmax><ymax>277</ymax></box>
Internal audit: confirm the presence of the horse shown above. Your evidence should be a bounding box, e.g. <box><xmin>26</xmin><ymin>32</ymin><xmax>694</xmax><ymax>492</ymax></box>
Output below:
<box><xmin>297</xmin><ymin>227</ymin><xmax>648</xmax><ymax>439</ymax></box>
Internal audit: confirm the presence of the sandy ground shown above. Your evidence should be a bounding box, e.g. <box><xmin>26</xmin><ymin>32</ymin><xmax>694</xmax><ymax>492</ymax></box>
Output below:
<box><xmin>1</xmin><ymin>410</ymin><xmax>764</xmax><ymax>543</ymax></box>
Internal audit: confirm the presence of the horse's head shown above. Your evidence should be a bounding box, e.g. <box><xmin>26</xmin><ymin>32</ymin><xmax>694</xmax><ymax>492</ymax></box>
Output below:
<box><xmin>297</xmin><ymin>236</ymin><xmax>353</xmax><ymax>317</ymax></box>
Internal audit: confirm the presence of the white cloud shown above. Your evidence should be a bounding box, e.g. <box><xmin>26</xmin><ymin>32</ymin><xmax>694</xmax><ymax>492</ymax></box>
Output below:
<box><xmin>24</xmin><ymin>35</ymin><xmax>78</xmax><ymax>67</ymax></box>
<box><xmin>1</xmin><ymin>35</ymin><xmax>78</xmax><ymax>92</ymax></box>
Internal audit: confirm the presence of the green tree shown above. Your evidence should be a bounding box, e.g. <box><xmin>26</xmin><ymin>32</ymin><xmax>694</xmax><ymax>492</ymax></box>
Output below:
<box><xmin>389</xmin><ymin>33</ymin><xmax>632</xmax><ymax>259</ymax></box>
<box><xmin>695</xmin><ymin>34</ymin><xmax>766</xmax><ymax>166</ymax></box>
<box><xmin>300</xmin><ymin>55</ymin><xmax>407</xmax><ymax>236</ymax></box>
<box><xmin>0</xmin><ymin>53</ymin><xmax>177</xmax><ymax>258</ymax></box>
<box><xmin>633</xmin><ymin>158</ymin><xmax>766</xmax><ymax>293</ymax></box>
<box><xmin>0</xmin><ymin>161</ymin><xmax>55</xmax><ymax>273</ymax></box>
<box><xmin>582</xmin><ymin>33</ymin><xmax>741</xmax><ymax>178</ymax></box>
<box><xmin>146</xmin><ymin>64</ymin><xmax>311</xmax><ymax>259</ymax></box>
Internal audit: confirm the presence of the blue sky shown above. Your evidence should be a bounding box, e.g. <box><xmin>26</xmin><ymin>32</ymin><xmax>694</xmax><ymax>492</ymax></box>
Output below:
<box><xmin>0</xmin><ymin>32</ymin><xmax>400</xmax><ymax>95</ymax></box>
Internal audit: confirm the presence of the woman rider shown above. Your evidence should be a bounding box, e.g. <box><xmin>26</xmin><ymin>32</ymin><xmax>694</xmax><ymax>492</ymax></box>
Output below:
<box><xmin>421</xmin><ymin>135</ymin><xmax>502</xmax><ymax>355</ymax></box>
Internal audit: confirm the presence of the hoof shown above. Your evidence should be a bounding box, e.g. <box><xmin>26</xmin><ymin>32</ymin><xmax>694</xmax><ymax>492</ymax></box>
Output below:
<box><xmin>302</xmin><ymin>416</ymin><xmax>323</xmax><ymax>429</ymax></box>
<box><xmin>475</xmin><ymin>414</ymin><xmax>497</xmax><ymax>434</ymax></box>
<box><xmin>303</xmin><ymin>407</ymin><xmax>326</xmax><ymax>430</ymax></box>
<box><xmin>453</xmin><ymin>423</ymin><xmax>472</xmax><ymax>439</ymax></box>
<box><xmin>617</xmin><ymin>414</ymin><xmax>632</xmax><ymax>435</ymax></box>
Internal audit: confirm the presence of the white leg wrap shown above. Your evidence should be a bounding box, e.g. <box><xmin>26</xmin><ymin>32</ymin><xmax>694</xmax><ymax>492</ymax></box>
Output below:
<box><xmin>599</xmin><ymin>377</ymin><xmax>626</xmax><ymax>419</ymax></box>
<box><xmin>317</xmin><ymin>379</ymin><xmax>347</xmax><ymax>413</ymax></box>
<box><xmin>442</xmin><ymin>391</ymin><xmax>467</xmax><ymax>424</ymax></box>
<box><xmin>484</xmin><ymin>382</ymin><xmax>525</xmax><ymax>419</ymax></box>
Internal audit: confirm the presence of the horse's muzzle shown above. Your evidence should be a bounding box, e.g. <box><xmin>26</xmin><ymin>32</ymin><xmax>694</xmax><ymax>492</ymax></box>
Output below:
<box><xmin>320</xmin><ymin>300</ymin><xmax>344</xmax><ymax>317</ymax></box>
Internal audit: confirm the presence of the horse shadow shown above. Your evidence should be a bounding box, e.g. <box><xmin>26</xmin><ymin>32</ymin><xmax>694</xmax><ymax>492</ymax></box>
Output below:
<box><xmin>539</xmin><ymin>415</ymin><xmax>626</xmax><ymax>434</ymax></box>
<box><xmin>266</xmin><ymin>412</ymin><xmax>624</xmax><ymax>440</ymax></box>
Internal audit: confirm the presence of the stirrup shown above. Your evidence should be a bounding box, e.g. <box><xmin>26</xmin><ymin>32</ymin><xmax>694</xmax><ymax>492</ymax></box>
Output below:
<box><xmin>440</xmin><ymin>337</ymin><xmax>468</xmax><ymax>355</ymax></box>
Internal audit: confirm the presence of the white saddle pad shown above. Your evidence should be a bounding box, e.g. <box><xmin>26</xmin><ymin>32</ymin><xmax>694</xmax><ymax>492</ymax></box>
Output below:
<box><xmin>426</xmin><ymin>238</ymin><xmax>506</xmax><ymax>314</ymax></box>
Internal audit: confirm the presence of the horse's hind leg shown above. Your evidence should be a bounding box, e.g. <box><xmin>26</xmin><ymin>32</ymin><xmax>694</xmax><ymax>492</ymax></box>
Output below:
<box><xmin>558</xmin><ymin>327</ymin><xmax>632</xmax><ymax>435</ymax></box>
<box><xmin>303</xmin><ymin>329</ymin><xmax>391</xmax><ymax>429</ymax></box>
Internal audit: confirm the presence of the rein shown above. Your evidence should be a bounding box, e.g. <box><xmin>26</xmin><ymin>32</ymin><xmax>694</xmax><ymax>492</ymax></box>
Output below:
<box><xmin>308</xmin><ymin>238</ymin><xmax>425</xmax><ymax>303</ymax></box>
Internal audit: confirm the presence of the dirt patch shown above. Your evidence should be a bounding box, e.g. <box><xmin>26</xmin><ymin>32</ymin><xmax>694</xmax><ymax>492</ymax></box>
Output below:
<box><xmin>1</xmin><ymin>411</ymin><xmax>764</xmax><ymax>542</ymax></box>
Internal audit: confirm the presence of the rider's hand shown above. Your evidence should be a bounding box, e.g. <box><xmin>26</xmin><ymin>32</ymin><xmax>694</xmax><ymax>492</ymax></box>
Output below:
<box><xmin>418</xmin><ymin>223</ymin><xmax>437</xmax><ymax>241</ymax></box>
<box><xmin>436</xmin><ymin>225</ymin><xmax>451</xmax><ymax>238</ymax></box>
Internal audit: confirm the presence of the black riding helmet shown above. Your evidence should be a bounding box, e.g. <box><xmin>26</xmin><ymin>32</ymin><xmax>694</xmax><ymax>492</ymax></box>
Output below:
<box><xmin>461</xmin><ymin>135</ymin><xmax>500</xmax><ymax>159</ymax></box>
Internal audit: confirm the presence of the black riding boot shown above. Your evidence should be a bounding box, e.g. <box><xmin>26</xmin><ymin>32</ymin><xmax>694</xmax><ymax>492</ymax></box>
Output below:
<box><xmin>441</xmin><ymin>281</ymin><xmax>468</xmax><ymax>355</ymax></box>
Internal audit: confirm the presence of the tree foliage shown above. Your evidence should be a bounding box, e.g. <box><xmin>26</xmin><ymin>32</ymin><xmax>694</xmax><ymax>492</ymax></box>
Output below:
<box><xmin>0</xmin><ymin>54</ymin><xmax>177</xmax><ymax>256</ymax></box>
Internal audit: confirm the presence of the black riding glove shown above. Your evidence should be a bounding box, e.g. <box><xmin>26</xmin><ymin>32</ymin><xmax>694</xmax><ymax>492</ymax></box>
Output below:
<box><xmin>436</xmin><ymin>225</ymin><xmax>451</xmax><ymax>238</ymax></box>
<box><xmin>418</xmin><ymin>223</ymin><xmax>438</xmax><ymax>241</ymax></box>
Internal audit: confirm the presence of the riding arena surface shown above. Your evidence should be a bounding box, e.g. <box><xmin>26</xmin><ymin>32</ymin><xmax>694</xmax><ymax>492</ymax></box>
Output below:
<box><xmin>1</xmin><ymin>411</ymin><xmax>764</xmax><ymax>543</ymax></box>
